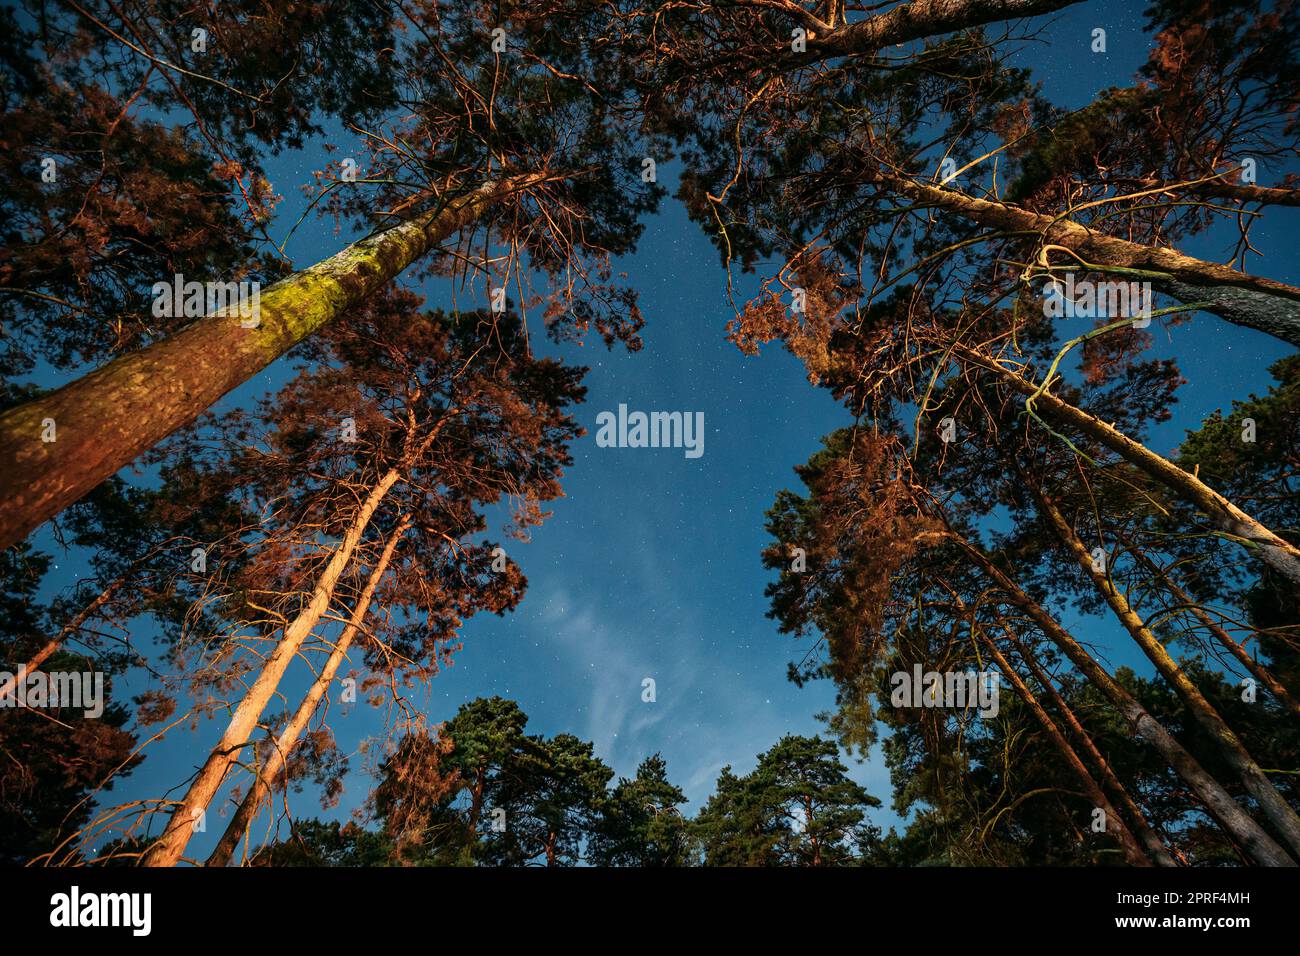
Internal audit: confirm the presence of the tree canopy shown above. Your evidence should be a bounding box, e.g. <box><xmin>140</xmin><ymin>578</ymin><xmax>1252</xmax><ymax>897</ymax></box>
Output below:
<box><xmin>0</xmin><ymin>0</ymin><xmax>1296</xmax><ymax>872</ymax></box>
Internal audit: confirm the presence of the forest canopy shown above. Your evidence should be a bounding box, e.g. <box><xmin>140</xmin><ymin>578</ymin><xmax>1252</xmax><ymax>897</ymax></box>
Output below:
<box><xmin>0</xmin><ymin>0</ymin><xmax>1296</xmax><ymax>874</ymax></box>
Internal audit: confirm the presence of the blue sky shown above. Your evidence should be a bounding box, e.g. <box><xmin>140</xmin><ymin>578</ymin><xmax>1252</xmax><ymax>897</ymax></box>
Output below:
<box><xmin>25</xmin><ymin>1</ymin><xmax>1299</xmax><ymax>854</ymax></box>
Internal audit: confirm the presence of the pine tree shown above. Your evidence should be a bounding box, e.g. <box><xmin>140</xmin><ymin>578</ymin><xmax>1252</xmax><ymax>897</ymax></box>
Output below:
<box><xmin>695</xmin><ymin>735</ymin><xmax>880</xmax><ymax>866</ymax></box>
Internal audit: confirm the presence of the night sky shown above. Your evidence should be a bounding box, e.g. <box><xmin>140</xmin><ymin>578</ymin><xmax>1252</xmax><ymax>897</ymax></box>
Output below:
<box><xmin>29</xmin><ymin>1</ymin><xmax>1299</xmax><ymax>852</ymax></box>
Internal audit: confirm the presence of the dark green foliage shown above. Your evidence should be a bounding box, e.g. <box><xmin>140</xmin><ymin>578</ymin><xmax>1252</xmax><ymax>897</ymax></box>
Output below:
<box><xmin>694</xmin><ymin>734</ymin><xmax>880</xmax><ymax>866</ymax></box>
<box><xmin>274</xmin><ymin>702</ymin><xmax>879</xmax><ymax>868</ymax></box>
<box><xmin>588</xmin><ymin>754</ymin><xmax>690</xmax><ymax>867</ymax></box>
<box><xmin>252</xmin><ymin>820</ymin><xmax>393</xmax><ymax>868</ymax></box>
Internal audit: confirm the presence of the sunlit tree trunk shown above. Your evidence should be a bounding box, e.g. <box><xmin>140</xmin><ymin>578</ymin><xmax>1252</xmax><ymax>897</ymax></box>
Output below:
<box><xmin>946</xmin><ymin>530</ymin><xmax>1296</xmax><ymax>866</ymax></box>
<box><xmin>0</xmin><ymin>175</ymin><xmax>545</xmax><ymax>550</ymax></box>
<box><xmin>977</xmin><ymin>626</ymin><xmax>1162</xmax><ymax>866</ymax></box>
<box><xmin>204</xmin><ymin>517</ymin><xmax>410</xmax><ymax>867</ymax></box>
<box><xmin>140</xmin><ymin>468</ymin><xmax>402</xmax><ymax>866</ymax></box>
<box><xmin>1036</xmin><ymin>491</ymin><xmax>1300</xmax><ymax>859</ymax></box>
<box><xmin>953</xmin><ymin>343</ymin><xmax>1300</xmax><ymax>589</ymax></box>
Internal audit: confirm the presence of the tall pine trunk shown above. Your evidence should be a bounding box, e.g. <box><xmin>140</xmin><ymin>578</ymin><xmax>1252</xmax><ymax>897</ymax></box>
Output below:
<box><xmin>0</xmin><ymin>175</ymin><xmax>542</xmax><ymax>550</ymax></box>
<box><xmin>205</xmin><ymin>518</ymin><xmax>409</xmax><ymax>867</ymax></box>
<box><xmin>891</xmin><ymin>178</ymin><xmax>1300</xmax><ymax>346</ymax></box>
<box><xmin>996</xmin><ymin>621</ymin><xmax>1176</xmax><ymax>866</ymax></box>
<box><xmin>1036</xmin><ymin>491</ymin><xmax>1300</xmax><ymax>859</ymax></box>
<box><xmin>140</xmin><ymin>468</ymin><xmax>401</xmax><ymax>866</ymax></box>
<box><xmin>953</xmin><ymin>343</ymin><xmax>1300</xmax><ymax>589</ymax></box>
<box><xmin>0</xmin><ymin>570</ymin><xmax>128</xmax><ymax>704</ymax></box>
<box><xmin>977</xmin><ymin>627</ymin><xmax>1162</xmax><ymax>866</ymax></box>
<box><xmin>788</xmin><ymin>0</ymin><xmax>1084</xmax><ymax>65</ymax></box>
<box><xmin>948</xmin><ymin>531</ymin><xmax>1296</xmax><ymax>866</ymax></box>
<box><xmin>1132</xmin><ymin>551</ymin><xmax>1300</xmax><ymax>718</ymax></box>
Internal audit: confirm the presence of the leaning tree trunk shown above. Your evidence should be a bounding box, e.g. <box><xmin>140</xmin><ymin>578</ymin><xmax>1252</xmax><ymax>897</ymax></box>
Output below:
<box><xmin>205</xmin><ymin>517</ymin><xmax>410</xmax><ymax>867</ymax></box>
<box><xmin>787</xmin><ymin>0</ymin><xmax>1085</xmax><ymax>67</ymax></box>
<box><xmin>996</xmin><ymin>621</ymin><xmax>1177</xmax><ymax>866</ymax></box>
<box><xmin>891</xmin><ymin>177</ymin><xmax>1300</xmax><ymax>347</ymax></box>
<box><xmin>0</xmin><ymin>174</ymin><xmax>543</xmax><ymax>551</ymax></box>
<box><xmin>1132</xmin><ymin>550</ymin><xmax>1300</xmax><ymax>718</ymax></box>
<box><xmin>0</xmin><ymin>568</ymin><xmax>130</xmax><ymax>705</ymax></box>
<box><xmin>977</xmin><ymin>626</ymin><xmax>1163</xmax><ymax>866</ymax></box>
<box><xmin>140</xmin><ymin>469</ymin><xmax>401</xmax><ymax>866</ymax></box>
<box><xmin>954</xmin><ymin>343</ymin><xmax>1300</xmax><ymax>589</ymax></box>
<box><xmin>1036</xmin><ymin>491</ymin><xmax>1300</xmax><ymax>860</ymax></box>
<box><xmin>945</xmin><ymin>531</ymin><xmax>1296</xmax><ymax>866</ymax></box>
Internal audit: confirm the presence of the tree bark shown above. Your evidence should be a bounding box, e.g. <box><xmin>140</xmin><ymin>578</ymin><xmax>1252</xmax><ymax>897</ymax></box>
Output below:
<box><xmin>140</xmin><ymin>468</ymin><xmax>402</xmax><ymax>866</ymax></box>
<box><xmin>1035</xmin><ymin>490</ymin><xmax>1300</xmax><ymax>859</ymax></box>
<box><xmin>1132</xmin><ymin>550</ymin><xmax>1300</xmax><ymax>718</ymax></box>
<box><xmin>945</xmin><ymin>530</ymin><xmax>1296</xmax><ymax>866</ymax></box>
<box><xmin>953</xmin><ymin>342</ymin><xmax>1300</xmax><ymax>589</ymax></box>
<box><xmin>977</xmin><ymin>626</ymin><xmax>1160</xmax><ymax>866</ymax></box>
<box><xmin>792</xmin><ymin>0</ymin><xmax>1085</xmax><ymax>66</ymax></box>
<box><xmin>0</xmin><ymin>175</ymin><xmax>543</xmax><ymax>551</ymax></box>
<box><xmin>892</xmin><ymin>177</ymin><xmax>1300</xmax><ymax>347</ymax></box>
<box><xmin>1190</xmin><ymin>182</ymin><xmax>1300</xmax><ymax>208</ymax></box>
<box><xmin>995</xmin><ymin>621</ymin><xmax>1177</xmax><ymax>866</ymax></box>
<box><xmin>204</xmin><ymin>517</ymin><xmax>409</xmax><ymax>867</ymax></box>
